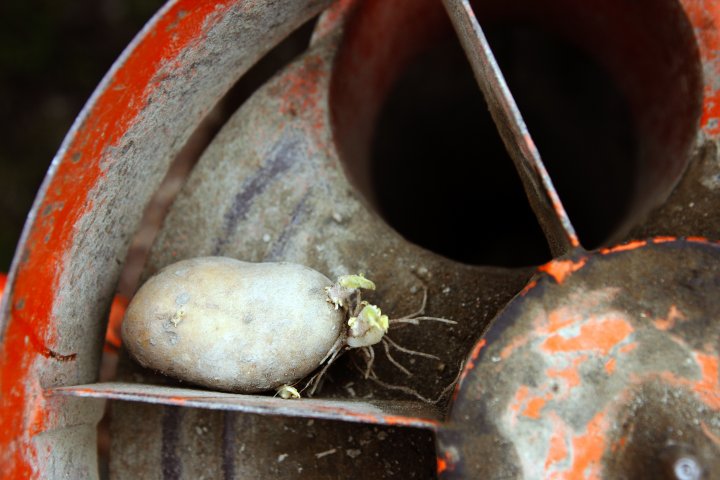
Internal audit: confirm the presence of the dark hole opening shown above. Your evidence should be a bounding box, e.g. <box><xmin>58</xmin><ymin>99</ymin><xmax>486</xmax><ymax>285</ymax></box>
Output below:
<box><xmin>370</xmin><ymin>24</ymin><xmax>638</xmax><ymax>266</ymax></box>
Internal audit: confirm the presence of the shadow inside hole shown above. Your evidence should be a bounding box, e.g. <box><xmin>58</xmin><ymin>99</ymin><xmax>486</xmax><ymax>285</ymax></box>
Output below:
<box><xmin>371</xmin><ymin>25</ymin><xmax>638</xmax><ymax>266</ymax></box>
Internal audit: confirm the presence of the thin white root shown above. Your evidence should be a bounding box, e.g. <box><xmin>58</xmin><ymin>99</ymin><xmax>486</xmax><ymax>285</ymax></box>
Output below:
<box><xmin>384</xmin><ymin>335</ymin><xmax>440</xmax><ymax>361</ymax></box>
<box><xmin>319</xmin><ymin>336</ymin><xmax>344</xmax><ymax>366</ymax></box>
<box><xmin>362</xmin><ymin>346</ymin><xmax>375</xmax><ymax>379</ymax></box>
<box><xmin>389</xmin><ymin>316</ymin><xmax>457</xmax><ymax>326</ymax></box>
<box><xmin>307</xmin><ymin>276</ymin><xmax>458</xmax><ymax>400</ymax></box>
<box><xmin>412</xmin><ymin>316</ymin><xmax>457</xmax><ymax>324</ymax></box>
<box><xmin>304</xmin><ymin>341</ymin><xmax>345</xmax><ymax>396</ymax></box>
<box><xmin>359</xmin><ymin>359</ymin><xmax>465</xmax><ymax>404</ymax></box>
<box><xmin>381</xmin><ymin>339</ymin><xmax>412</xmax><ymax>377</ymax></box>
<box><xmin>387</xmin><ymin>286</ymin><xmax>456</xmax><ymax>328</ymax></box>
<box><xmin>396</xmin><ymin>286</ymin><xmax>428</xmax><ymax>320</ymax></box>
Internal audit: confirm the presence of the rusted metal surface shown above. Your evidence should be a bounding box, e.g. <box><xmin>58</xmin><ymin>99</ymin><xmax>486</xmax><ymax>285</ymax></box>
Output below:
<box><xmin>1</xmin><ymin>0</ymin><xmax>719</xmax><ymax>478</ymax></box>
<box><xmin>49</xmin><ymin>382</ymin><xmax>441</xmax><ymax>428</ymax></box>
<box><xmin>438</xmin><ymin>238</ymin><xmax>720</xmax><ymax>478</ymax></box>
<box><xmin>111</xmin><ymin>401</ymin><xmax>437</xmax><ymax>479</ymax></box>
<box><xmin>110</xmin><ymin>2</ymin><xmax>531</xmax><ymax>477</ymax></box>
<box><xmin>442</xmin><ymin>0</ymin><xmax>580</xmax><ymax>257</ymax></box>
<box><xmin>0</xmin><ymin>0</ymin><xmax>334</xmax><ymax>476</ymax></box>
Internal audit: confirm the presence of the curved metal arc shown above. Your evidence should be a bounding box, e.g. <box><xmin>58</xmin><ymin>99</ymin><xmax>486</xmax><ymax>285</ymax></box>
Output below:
<box><xmin>0</xmin><ymin>0</ymin><xmax>335</xmax><ymax>476</ymax></box>
<box><xmin>441</xmin><ymin>0</ymin><xmax>580</xmax><ymax>256</ymax></box>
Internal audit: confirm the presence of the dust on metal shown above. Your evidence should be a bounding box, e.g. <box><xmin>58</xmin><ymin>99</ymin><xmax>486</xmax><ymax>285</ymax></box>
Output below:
<box><xmin>49</xmin><ymin>382</ymin><xmax>441</xmax><ymax>429</ymax></box>
<box><xmin>438</xmin><ymin>238</ymin><xmax>720</xmax><ymax>478</ymax></box>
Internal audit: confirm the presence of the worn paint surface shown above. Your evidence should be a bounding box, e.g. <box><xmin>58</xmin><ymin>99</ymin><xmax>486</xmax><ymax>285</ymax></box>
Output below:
<box><xmin>49</xmin><ymin>382</ymin><xmax>441</xmax><ymax>429</ymax></box>
<box><xmin>0</xmin><ymin>0</ymin><xmax>334</xmax><ymax>476</ymax></box>
<box><xmin>439</xmin><ymin>239</ymin><xmax>720</xmax><ymax>478</ymax></box>
<box><xmin>0</xmin><ymin>0</ymin><xmax>719</xmax><ymax>477</ymax></box>
<box><xmin>0</xmin><ymin>3</ymin><xmax>230</xmax><ymax>475</ymax></box>
<box><xmin>112</xmin><ymin>4</ymin><xmax>530</xmax><ymax>477</ymax></box>
<box><xmin>682</xmin><ymin>0</ymin><xmax>720</xmax><ymax>135</ymax></box>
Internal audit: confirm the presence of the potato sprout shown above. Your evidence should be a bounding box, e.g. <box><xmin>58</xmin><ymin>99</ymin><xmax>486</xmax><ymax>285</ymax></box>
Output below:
<box><xmin>121</xmin><ymin>257</ymin><xmax>455</xmax><ymax>400</ymax></box>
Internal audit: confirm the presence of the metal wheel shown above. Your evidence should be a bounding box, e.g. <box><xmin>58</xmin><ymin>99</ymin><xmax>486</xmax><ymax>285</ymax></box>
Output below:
<box><xmin>1</xmin><ymin>0</ymin><xmax>718</xmax><ymax>478</ymax></box>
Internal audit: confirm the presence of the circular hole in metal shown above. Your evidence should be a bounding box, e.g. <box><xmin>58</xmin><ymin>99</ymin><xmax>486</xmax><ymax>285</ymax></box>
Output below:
<box><xmin>371</xmin><ymin>36</ymin><xmax>551</xmax><ymax>266</ymax></box>
<box><xmin>331</xmin><ymin>0</ymin><xmax>702</xmax><ymax>264</ymax></box>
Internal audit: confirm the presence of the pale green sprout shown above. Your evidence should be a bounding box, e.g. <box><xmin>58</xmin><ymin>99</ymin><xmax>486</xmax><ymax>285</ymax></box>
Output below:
<box><xmin>299</xmin><ymin>272</ymin><xmax>458</xmax><ymax>401</ymax></box>
<box><xmin>276</xmin><ymin>384</ymin><xmax>301</xmax><ymax>399</ymax></box>
<box><xmin>337</xmin><ymin>274</ymin><xmax>376</xmax><ymax>291</ymax></box>
<box><xmin>347</xmin><ymin>303</ymin><xmax>389</xmax><ymax>348</ymax></box>
<box><xmin>325</xmin><ymin>273</ymin><xmax>376</xmax><ymax>310</ymax></box>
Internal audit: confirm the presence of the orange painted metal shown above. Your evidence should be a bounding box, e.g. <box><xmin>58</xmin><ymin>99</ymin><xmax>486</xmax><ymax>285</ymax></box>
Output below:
<box><xmin>103</xmin><ymin>294</ymin><xmax>128</xmax><ymax>353</ymax></box>
<box><xmin>683</xmin><ymin>0</ymin><xmax>720</xmax><ymax>135</ymax></box>
<box><xmin>439</xmin><ymin>238</ymin><xmax>720</xmax><ymax>478</ymax></box>
<box><xmin>47</xmin><ymin>382</ymin><xmax>442</xmax><ymax>430</ymax></box>
<box><xmin>0</xmin><ymin>2</ymin><xmax>240</xmax><ymax>475</ymax></box>
<box><xmin>0</xmin><ymin>0</ymin><xmax>718</xmax><ymax>477</ymax></box>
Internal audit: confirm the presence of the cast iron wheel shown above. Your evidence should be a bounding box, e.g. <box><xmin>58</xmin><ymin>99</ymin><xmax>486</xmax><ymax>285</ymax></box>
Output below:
<box><xmin>0</xmin><ymin>0</ymin><xmax>719</xmax><ymax>478</ymax></box>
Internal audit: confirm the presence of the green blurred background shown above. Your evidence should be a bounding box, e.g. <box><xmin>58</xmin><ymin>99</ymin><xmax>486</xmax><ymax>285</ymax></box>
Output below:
<box><xmin>0</xmin><ymin>0</ymin><xmax>165</xmax><ymax>271</ymax></box>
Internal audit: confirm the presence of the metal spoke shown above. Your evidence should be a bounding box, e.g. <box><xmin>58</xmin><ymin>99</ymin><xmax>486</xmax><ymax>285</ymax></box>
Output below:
<box><xmin>47</xmin><ymin>382</ymin><xmax>441</xmax><ymax>429</ymax></box>
<box><xmin>442</xmin><ymin>0</ymin><xmax>580</xmax><ymax>256</ymax></box>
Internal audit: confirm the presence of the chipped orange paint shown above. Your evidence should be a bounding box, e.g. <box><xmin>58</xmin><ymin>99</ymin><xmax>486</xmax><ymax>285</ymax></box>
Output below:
<box><xmin>701</xmin><ymin>422</ymin><xmax>720</xmax><ymax>448</ymax></box>
<box><xmin>547</xmin><ymin>356</ymin><xmax>586</xmax><ymax>391</ymax></box>
<box><xmin>509</xmin><ymin>396</ymin><xmax>610</xmax><ymax>478</ymax></box>
<box><xmin>437</xmin><ymin>449</ymin><xmax>457</xmax><ymax>474</ymax></box>
<box><xmin>437</xmin><ymin>457</ymin><xmax>448</xmax><ymax>474</ymax></box>
<box><xmin>653</xmin><ymin>305</ymin><xmax>687</xmax><ymax>331</ymax></box>
<box><xmin>0</xmin><ymin>1</ymin><xmax>235</xmax><ymax>475</ymax></box>
<box><xmin>519</xmin><ymin>278</ymin><xmax>538</xmax><ymax>297</ymax></box>
<box><xmin>618</xmin><ymin>342</ymin><xmax>638</xmax><ymax>354</ymax></box>
<box><xmin>652</xmin><ymin>236</ymin><xmax>677</xmax><ymax>244</ymax></box>
<box><xmin>563</xmin><ymin>411</ymin><xmax>608</xmax><ymax>479</ymax></box>
<box><xmin>312</xmin><ymin>0</ymin><xmax>358</xmax><ymax>41</ymax></box>
<box><xmin>276</xmin><ymin>54</ymin><xmax>328</xmax><ymax>134</ymax></box>
<box><xmin>454</xmin><ymin>338</ymin><xmax>486</xmax><ymax>399</ymax></box>
<box><xmin>542</xmin><ymin>316</ymin><xmax>634</xmax><ymax>357</ymax></box>
<box><xmin>658</xmin><ymin>352</ymin><xmax>720</xmax><ymax>410</ymax></box>
<box><xmin>104</xmin><ymin>294</ymin><xmax>129</xmax><ymax>352</ymax></box>
<box><xmin>681</xmin><ymin>0</ymin><xmax>720</xmax><ymax>135</ymax></box>
<box><xmin>693</xmin><ymin>352</ymin><xmax>720</xmax><ymax>409</ymax></box>
<box><xmin>544</xmin><ymin>413</ymin><xmax>570</xmax><ymax>471</ymax></box>
<box><xmin>538</xmin><ymin>258</ymin><xmax>588</xmax><ymax>284</ymax></box>
<box><xmin>499</xmin><ymin>334</ymin><xmax>530</xmax><ymax>360</ymax></box>
<box><xmin>598</xmin><ymin>237</ymin><xmax>717</xmax><ymax>257</ymax></box>
<box><xmin>599</xmin><ymin>240</ymin><xmax>647</xmax><ymax>255</ymax></box>
<box><xmin>373</xmin><ymin>414</ymin><xmax>440</xmax><ymax>428</ymax></box>
<box><xmin>604</xmin><ymin>358</ymin><xmax>617</xmax><ymax>375</ymax></box>
<box><xmin>524</xmin><ymin>394</ymin><xmax>551</xmax><ymax>420</ymax></box>
<box><xmin>303</xmin><ymin>403</ymin><xmax>440</xmax><ymax>429</ymax></box>
<box><xmin>546</xmin><ymin>309</ymin><xmax>580</xmax><ymax>334</ymax></box>
<box><xmin>610</xmin><ymin>435</ymin><xmax>628</xmax><ymax>453</ymax></box>
<box><xmin>509</xmin><ymin>385</ymin><xmax>551</xmax><ymax>421</ymax></box>
<box><xmin>510</xmin><ymin>385</ymin><xmax>530</xmax><ymax>415</ymax></box>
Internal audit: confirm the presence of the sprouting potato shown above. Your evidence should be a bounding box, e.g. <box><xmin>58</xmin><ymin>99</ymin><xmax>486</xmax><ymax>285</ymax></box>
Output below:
<box><xmin>121</xmin><ymin>257</ymin><xmax>344</xmax><ymax>393</ymax></box>
<box><xmin>122</xmin><ymin>256</ymin><xmax>457</xmax><ymax>400</ymax></box>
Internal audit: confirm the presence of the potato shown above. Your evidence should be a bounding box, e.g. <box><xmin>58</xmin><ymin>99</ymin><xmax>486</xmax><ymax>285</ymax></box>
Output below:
<box><xmin>121</xmin><ymin>257</ymin><xmax>344</xmax><ymax>393</ymax></box>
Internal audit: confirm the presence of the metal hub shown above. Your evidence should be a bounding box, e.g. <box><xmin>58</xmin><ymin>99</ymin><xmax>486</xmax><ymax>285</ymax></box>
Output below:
<box><xmin>439</xmin><ymin>238</ymin><xmax>720</xmax><ymax>478</ymax></box>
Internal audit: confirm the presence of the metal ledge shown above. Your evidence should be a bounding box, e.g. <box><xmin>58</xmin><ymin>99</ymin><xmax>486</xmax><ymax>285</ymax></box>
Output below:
<box><xmin>47</xmin><ymin>382</ymin><xmax>441</xmax><ymax>430</ymax></box>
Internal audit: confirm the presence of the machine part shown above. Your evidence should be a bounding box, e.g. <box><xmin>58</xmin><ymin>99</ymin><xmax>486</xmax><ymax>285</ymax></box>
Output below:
<box><xmin>49</xmin><ymin>382</ymin><xmax>441</xmax><ymax>428</ymax></box>
<box><xmin>437</xmin><ymin>237</ymin><xmax>720</xmax><ymax>478</ymax></box>
<box><xmin>442</xmin><ymin>0</ymin><xmax>579</xmax><ymax>256</ymax></box>
<box><xmin>0</xmin><ymin>0</ymin><xmax>718</xmax><ymax>478</ymax></box>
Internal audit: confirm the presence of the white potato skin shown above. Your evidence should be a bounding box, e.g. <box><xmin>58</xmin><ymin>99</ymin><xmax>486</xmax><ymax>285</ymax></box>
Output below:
<box><xmin>121</xmin><ymin>257</ymin><xmax>344</xmax><ymax>393</ymax></box>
